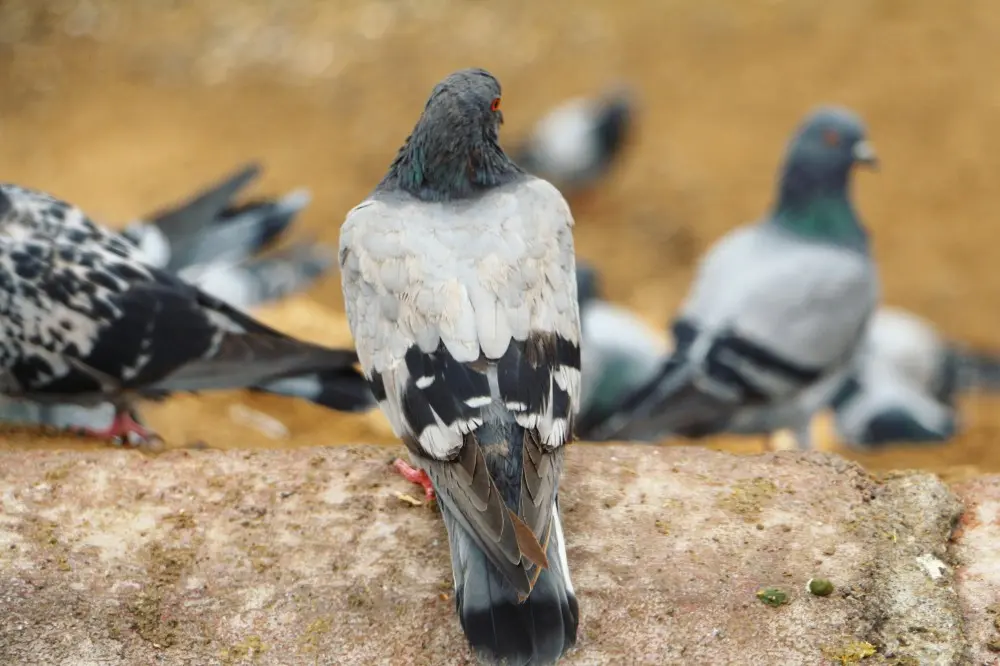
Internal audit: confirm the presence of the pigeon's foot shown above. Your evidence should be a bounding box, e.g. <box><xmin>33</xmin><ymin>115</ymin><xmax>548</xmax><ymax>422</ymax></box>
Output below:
<box><xmin>392</xmin><ymin>458</ymin><xmax>435</xmax><ymax>502</ymax></box>
<box><xmin>80</xmin><ymin>410</ymin><xmax>164</xmax><ymax>450</ymax></box>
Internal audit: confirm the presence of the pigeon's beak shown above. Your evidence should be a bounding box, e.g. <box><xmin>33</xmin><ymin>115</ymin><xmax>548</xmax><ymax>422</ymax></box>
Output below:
<box><xmin>497</xmin><ymin>110</ymin><xmax>505</xmax><ymax>126</ymax></box>
<box><xmin>852</xmin><ymin>140</ymin><xmax>879</xmax><ymax>170</ymax></box>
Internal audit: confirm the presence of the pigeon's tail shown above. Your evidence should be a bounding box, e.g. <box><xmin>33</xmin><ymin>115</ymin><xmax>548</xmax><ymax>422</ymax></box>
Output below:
<box><xmin>138</xmin><ymin>290</ymin><xmax>371</xmax><ymax>409</ymax></box>
<box><xmin>594</xmin><ymin>87</ymin><xmax>634</xmax><ymax>160</ymax></box>
<box><xmin>251</xmin><ymin>365</ymin><xmax>375</xmax><ymax>413</ymax></box>
<box><xmin>444</xmin><ymin>500</ymin><xmax>578</xmax><ymax>666</ymax></box>
<box><xmin>165</xmin><ymin>186</ymin><xmax>312</xmax><ymax>272</ymax></box>
<box><xmin>214</xmin><ymin>188</ymin><xmax>313</xmax><ymax>254</ymax></box>
<box><xmin>587</xmin><ymin>354</ymin><xmax>735</xmax><ymax>442</ymax></box>
<box><xmin>125</xmin><ymin>163</ymin><xmax>262</xmax><ymax>270</ymax></box>
<box><xmin>183</xmin><ymin>241</ymin><xmax>334</xmax><ymax>310</ymax></box>
<box><xmin>946</xmin><ymin>344</ymin><xmax>1000</xmax><ymax>396</ymax></box>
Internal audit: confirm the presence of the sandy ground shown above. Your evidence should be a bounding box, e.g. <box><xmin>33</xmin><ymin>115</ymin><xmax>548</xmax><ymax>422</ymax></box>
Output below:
<box><xmin>0</xmin><ymin>1</ymin><xmax>999</xmax><ymax>479</ymax></box>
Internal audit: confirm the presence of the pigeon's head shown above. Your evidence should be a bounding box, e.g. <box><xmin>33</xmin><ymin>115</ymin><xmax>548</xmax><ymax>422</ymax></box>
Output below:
<box><xmin>380</xmin><ymin>68</ymin><xmax>523</xmax><ymax>201</ymax></box>
<box><xmin>423</xmin><ymin>68</ymin><xmax>505</xmax><ymax>140</ymax></box>
<box><xmin>784</xmin><ymin>106</ymin><xmax>879</xmax><ymax>179</ymax></box>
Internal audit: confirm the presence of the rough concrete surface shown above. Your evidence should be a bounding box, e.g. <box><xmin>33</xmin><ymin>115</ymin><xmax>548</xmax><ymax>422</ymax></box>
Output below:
<box><xmin>952</xmin><ymin>476</ymin><xmax>1000</xmax><ymax>665</ymax></box>
<box><xmin>0</xmin><ymin>445</ymin><xmax>970</xmax><ymax>665</ymax></box>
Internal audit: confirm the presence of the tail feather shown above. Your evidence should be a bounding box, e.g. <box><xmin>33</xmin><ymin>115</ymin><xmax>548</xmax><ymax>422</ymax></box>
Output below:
<box><xmin>214</xmin><ymin>188</ymin><xmax>312</xmax><ymax>252</ymax></box>
<box><xmin>251</xmin><ymin>366</ymin><xmax>375</xmax><ymax>412</ymax></box>
<box><xmin>949</xmin><ymin>344</ymin><xmax>1000</xmax><ymax>394</ymax></box>
<box><xmin>166</xmin><ymin>187</ymin><xmax>312</xmax><ymax>271</ymax></box>
<box><xmin>144</xmin><ymin>163</ymin><xmax>262</xmax><ymax>270</ymax></box>
<box><xmin>446</xmin><ymin>502</ymin><xmax>577</xmax><ymax>666</ymax></box>
<box><xmin>181</xmin><ymin>241</ymin><xmax>334</xmax><ymax>310</ymax></box>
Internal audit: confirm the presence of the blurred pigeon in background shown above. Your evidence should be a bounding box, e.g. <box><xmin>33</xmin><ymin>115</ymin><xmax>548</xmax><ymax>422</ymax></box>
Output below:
<box><xmin>340</xmin><ymin>68</ymin><xmax>579</xmax><ymax>666</ymax></box>
<box><xmin>588</xmin><ymin>106</ymin><xmax>881</xmax><ymax>449</ymax></box>
<box><xmin>0</xmin><ymin>183</ymin><xmax>373</xmax><ymax>447</ymax></box>
<box><xmin>573</xmin><ymin>260</ymin><xmax>668</xmax><ymax>439</ymax></box>
<box><xmin>511</xmin><ymin>84</ymin><xmax>634</xmax><ymax>196</ymax></box>
<box><xmin>120</xmin><ymin>162</ymin><xmax>333</xmax><ymax>310</ymax></box>
<box><xmin>827</xmin><ymin>306</ymin><xmax>1000</xmax><ymax>448</ymax></box>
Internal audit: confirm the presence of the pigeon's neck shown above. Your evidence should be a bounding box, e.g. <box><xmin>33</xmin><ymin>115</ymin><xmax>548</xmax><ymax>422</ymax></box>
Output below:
<box><xmin>772</xmin><ymin>163</ymin><xmax>868</xmax><ymax>251</ymax></box>
<box><xmin>378</xmin><ymin>121</ymin><xmax>524</xmax><ymax>203</ymax></box>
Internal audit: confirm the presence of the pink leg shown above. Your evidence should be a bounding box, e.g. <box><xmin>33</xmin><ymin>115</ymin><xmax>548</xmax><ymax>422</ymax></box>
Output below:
<box><xmin>81</xmin><ymin>410</ymin><xmax>163</xmax><ymax>450</ymax></box>
<box><xmin>392</xmin><ymin>458</ymin><xmax>435</xmax><ymax>502</ymax></box>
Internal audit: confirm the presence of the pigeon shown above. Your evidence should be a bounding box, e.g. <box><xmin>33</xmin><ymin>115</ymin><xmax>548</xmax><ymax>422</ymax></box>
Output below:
<box><xmin>120</xmin><ymin>162</ymin><xmax>331</xmax><ymax>310</ymax></box>
<box><xmin>588</xmin><ymin>106</ymin><xmax>881</xmax><ymax>449</ymax></box>
<box><xmin>826</xmin><ymin>306</ymin><xmax>1000</xmax><ymax>448</ymax></box>
<box><xmin>180</xmin><ymin>241</ymin><xmax>334</xmax><ymax>311</ymax></box>
<box><xmin>122</xmin><ymin>163</ymin><xmax>304</xmax><ymax>272</ymax></box>
<box><xmin>0</xmin><ymin>183</ymin><xmax>373</xmax><ymax>446</ymax></box>
<box><xmin>573</xmin><ymin>260</ymin><xmax>668</xmax><ymax>439</ymax></box>
<box><xmin>339</xmin><ymin>68</ymin><xmax>580</xmax><ymax>666</ymax></box>
<box><xmin>511</xmin><ymin>85</ymin><xmax>634</xmax><ymax>195</ymax></box>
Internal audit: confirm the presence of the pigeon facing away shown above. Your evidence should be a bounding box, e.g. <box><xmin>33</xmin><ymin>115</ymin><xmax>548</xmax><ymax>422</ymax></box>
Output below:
<box><xmin>340</xmin><ymin>69</ymin><xmax>580</xmax><ymax>665</ymax></box>
<box><xmin>511</xmin><ymin>85</ymin><xmax>634</xmax><ymax>195</ymax></box>
<box><xmin>120</xmin><ymin>162</ymin><xmax>331</xmax><ymax>310</ymax></box>
<box><xmin>573</xmin><ymin>260</ymin><xmax>667</xmax><ymax>439</ymax></box>
<box><xmin>0</xmin><ymin>183</ymin><xmax>373</xmax><ymax>446</ymax></box>
<box><xmin>828</xmin><ymin>306</ymin><xmax>1000</xmax><ymax>448</ymax></box>
<box><xmin>588</xmin><ymin>107</ymin><xmax>881</xmax><ymax>449</ymax></box>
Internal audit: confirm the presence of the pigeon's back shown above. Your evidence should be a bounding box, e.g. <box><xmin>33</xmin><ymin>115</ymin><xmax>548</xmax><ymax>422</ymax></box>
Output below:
<box><xmin>683</xmin><ymin>222</ymin><xmax>878</xmax><ymax>373</ymax></box>
<box><xmin>342</xmin><ymin>178</ymin><xmax>579</xmax><ymax>371</ymax></box>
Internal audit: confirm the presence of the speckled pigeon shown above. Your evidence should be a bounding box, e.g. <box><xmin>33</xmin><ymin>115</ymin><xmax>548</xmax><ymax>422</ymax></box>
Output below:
<box><xmin>0</xmin><ymin>183</ymin><xmax>373</xmax><ymax>446</ymax></box>
<box><xmin>339</xmin><ymin>68</ymin><xmax>580</xmax><ymax>665</ymax></box>
<box><xmin>573</xmin><ymin>259</ymin><xmax>667</xmax><ymax>439</ymax></box>
<box><xmin>511</xmin><ymin>85</ymin><xmax>634</xmax><ymax>195</ymax></box>
<box><xmin>588</xmin><ymin>106</ymin><xmax>881</xmax><ymax>449</ymax></box>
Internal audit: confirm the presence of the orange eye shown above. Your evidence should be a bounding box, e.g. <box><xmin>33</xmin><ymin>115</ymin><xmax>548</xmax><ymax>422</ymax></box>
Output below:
<box><xmin>490</xmin><ymin>97</ymin><xmax>502</xmax><ymax>112</ymax></box>
<box><xmin>823</xmin><ymin>129</ymin><xmax>841</xmax><ymax>147</ymax></box>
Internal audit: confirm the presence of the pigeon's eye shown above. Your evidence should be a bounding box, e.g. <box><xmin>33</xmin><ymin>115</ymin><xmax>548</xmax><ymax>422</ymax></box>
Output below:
<box><xmin>823</xmin><ymin>129</ymin><xmax>841</xmax><ymax>147</ymax></box>
<box><xmin>490</xmin><ymin>97</ymin><xmax>502</xmax><ymax>112</ymax></box>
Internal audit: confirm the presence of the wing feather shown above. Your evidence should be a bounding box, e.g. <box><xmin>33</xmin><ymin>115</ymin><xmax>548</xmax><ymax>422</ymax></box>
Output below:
<box><xmin>340</xmin><ymin>178</ymin><xmax>580</xmax><ymax>596</ymax></box>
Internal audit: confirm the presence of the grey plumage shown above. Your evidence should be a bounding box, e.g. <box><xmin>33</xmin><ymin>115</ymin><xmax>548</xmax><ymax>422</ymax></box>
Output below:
<box><xmin>120</xmin><ymin>163</ymin><xmax>329</xmax><ymax>310</ymax></box>
<box><xmin>826</xmin><ymin>305</ymin><xmax>1000</xmax><ymax>448</ymax></box>
<box><xmin>511</xmin><ymin>85</ymin><xmax>634</xmax><ymax>195</ymax></box>
<box><xmin>340</xmin><ymin>68</ymin><xmax>579</xmax><ymax>665</ymax></box>
<box><xmin>588</xmin><ymin>106</ymin><xmax>881</xmax><ymax>449</ymax></box>
<box><xmin>183</xmin><ymin>241</ymin><xmax>334</xmax><ymax>311</ymax></box>
<box><xmin>573</xmin><ymin>260</ymin><xmax>667</xmax><ymax>439</ymax></box>
<box><xmin>0</xmin><ymin>183</ymin><xmax>372</xmax><ymax>446</ymax></box>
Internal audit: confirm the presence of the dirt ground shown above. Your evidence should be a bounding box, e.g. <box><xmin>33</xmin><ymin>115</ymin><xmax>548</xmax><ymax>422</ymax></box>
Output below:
<box><xmin>1</xmin><ymin>0</ymin><xmax>999</xmax><ymax>480</ymax></box>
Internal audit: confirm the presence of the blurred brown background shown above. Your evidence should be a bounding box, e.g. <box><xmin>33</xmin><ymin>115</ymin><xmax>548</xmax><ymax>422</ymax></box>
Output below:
<box><xmin>1</xmin><ymin>0</ymin><xmax>998</xmax><ymax>479</ymax></box>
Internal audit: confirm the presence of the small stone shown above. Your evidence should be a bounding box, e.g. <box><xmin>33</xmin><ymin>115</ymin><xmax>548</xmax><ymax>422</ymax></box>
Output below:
<box><xmin>756</xmin><ymin>587</ymin><xmax>789</xmax><ymax>607</ymax></box>
<box><xmin>807</xmin><ymin>578</ymin><xmax>834</xmax><ymax>596</ymax></box>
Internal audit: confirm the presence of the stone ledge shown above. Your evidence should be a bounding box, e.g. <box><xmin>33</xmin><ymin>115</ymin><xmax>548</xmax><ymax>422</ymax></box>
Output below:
<box><xmin>0</xmin><ymin>445</ymin><xmax>976</xmax><ymax>665</ymax></box>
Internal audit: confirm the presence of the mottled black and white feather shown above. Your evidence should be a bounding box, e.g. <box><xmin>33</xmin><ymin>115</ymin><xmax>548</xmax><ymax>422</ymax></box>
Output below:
<box><xmin>0</xmin><ymin>183</ymin><xmax>370</xmax><ymax>416</ymax></box>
